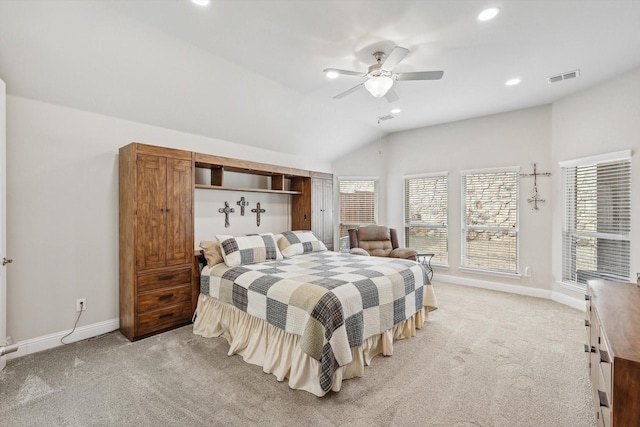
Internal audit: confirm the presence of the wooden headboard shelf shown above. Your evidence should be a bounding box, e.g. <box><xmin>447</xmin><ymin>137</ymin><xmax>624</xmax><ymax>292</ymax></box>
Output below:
<box><xmin>195</xmin><ymin>152</ymin><xmax>311</xmax><ymax>178</ymax></box>
<box><xmin>194</xmin><ymin>151</ymin><xmax>313</xmax><ymax>196</ymax></box>
<box><xmin>194</xmin><ymin>184</ymin><xmax>303</xmax><ymax>195</ymax></box>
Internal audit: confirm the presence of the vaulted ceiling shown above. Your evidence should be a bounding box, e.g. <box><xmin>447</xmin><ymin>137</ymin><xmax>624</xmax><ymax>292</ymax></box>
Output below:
<box><xmin>2</xmin><ymin>1</ymin><xmax>640</xmax><ymax>162</ymax></box>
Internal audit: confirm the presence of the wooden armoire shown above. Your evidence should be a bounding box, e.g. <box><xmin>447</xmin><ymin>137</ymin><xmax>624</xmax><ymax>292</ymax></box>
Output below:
<box><xmin>119</xmin><ymin>143</ymin><xmax>195</xmax><ymax>341</ymax></box>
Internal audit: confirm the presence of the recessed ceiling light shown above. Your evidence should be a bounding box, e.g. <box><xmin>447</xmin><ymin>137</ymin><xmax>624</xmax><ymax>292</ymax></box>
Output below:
<box><xmin>192</xmin><ymin>0</ymin><xmax>210</xmax><ymax>6</ymax></box>
<box><xmin>391</xmin><ymin>108</ymin><xmax>402</xmax><ymax>114</ymax></box>
<box><xmin>325</xmin><ymin>70</ymin><xmax>339</xmax><ymax>79</ymax></box>
<box><xmin>505</xmin><ymin>78</ymin><xmax>521</xmax><ymax>86</ymax></box>
<box><xmin>478</xmin><ymin>7</ymin><xmax>500</xmax><ymax>21</ymax></box>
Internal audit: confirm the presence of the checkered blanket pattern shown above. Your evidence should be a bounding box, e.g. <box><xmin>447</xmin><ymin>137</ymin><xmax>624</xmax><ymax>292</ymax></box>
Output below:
<box><xmin>201</xmin><ymin>252</ymin><xmax>435</xmax><ymax>392</ymax></box>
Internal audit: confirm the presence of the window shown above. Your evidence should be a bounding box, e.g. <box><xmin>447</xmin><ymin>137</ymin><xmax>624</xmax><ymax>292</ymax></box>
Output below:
<box><xmin>404</xmin><ymin>173</ymin><xmax>448</xmax><ymax>265</ymax></box>
<box><xmin>561</xmin><ymin>151</ymin><xmax>631</xmax><ymax>286</ymax></box>
<box><xmin>338</xmin><ymin>179</ymin><xmax>377</xmax><ymax>243</ymax></box>
<box><xmin>461</xmin><ymin>168</ymin><xmax>519</xmax><ymax>274</ymax></box>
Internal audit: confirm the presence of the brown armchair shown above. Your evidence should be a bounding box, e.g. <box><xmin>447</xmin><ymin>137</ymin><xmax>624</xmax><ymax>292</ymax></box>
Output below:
<box><xmin>348</xmin><ymin>225</ymin><xmax>417</xmax><ymax>261</ymax></box>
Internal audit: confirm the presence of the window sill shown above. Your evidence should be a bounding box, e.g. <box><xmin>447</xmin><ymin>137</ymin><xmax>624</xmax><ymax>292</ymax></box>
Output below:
<box><xmin>458</xmin><ymin>266</ymin><xmax>522</xmax><ymax>280</ymax></box>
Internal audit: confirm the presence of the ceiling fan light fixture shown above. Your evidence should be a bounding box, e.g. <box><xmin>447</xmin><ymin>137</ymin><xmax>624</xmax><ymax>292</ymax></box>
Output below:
<box><xmin>364</xmin><ymin>76</ymin><xmax>394</xmax><ymax>98</ymax></box>
<box><xmin>478</xmin><ymin>7</ymin><xmax>500</xmax><ymax>21</ymax></box>
<box><xmin>325</xmin><ymin>70</ymin><xmax>339</xmax><ymax>79</ymax></box>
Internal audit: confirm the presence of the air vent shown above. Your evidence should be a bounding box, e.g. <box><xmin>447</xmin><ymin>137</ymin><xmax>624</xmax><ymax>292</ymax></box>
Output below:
<box><xmin>377</xmin><ymin>114</ymin><xmax>395</xmax><ymax>121</ymax></box>
<box><xmin>548</xmin><ymin>69</ymin><xmax>580</xmax><ymax>83</ymax></box>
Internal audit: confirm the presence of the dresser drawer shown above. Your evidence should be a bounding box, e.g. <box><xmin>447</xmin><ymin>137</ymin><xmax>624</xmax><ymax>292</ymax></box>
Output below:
<box><xmin>136</xmin><ymin>302</ymin><xmax>192</xmax><ymax>336</ymax></box>
<box><xmin>137</xmin><ymin>267</ymin><xmax>191</xmax><ymax>293</ymax></box>
<box><xmin>597</xmin><ymin>366</ymin><xmax>611</xmax><ymax>414</ymax></box>
<box><xmin>137</xmin><ymin>284</ymin><xmax>192</xmax><ymax>314</ymax></box>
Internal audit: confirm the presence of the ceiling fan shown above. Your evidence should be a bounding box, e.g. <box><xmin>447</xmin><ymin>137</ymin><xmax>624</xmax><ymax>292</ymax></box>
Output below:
<box><xmin>324</xmin><ymin>46</ymin><xmax>444</xmax><ymax>102</ymax></box>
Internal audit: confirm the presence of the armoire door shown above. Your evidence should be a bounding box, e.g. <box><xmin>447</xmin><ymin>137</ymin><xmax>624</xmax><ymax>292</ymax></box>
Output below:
<box><xmin>136</xmin><ymin>154</ymin><xmax>167</xmax><ymax>271</ymax></box>
<box><xmin>165</xmin><ymin>158</ymin><xmax>192</xmax><ymax>266</ymax></box>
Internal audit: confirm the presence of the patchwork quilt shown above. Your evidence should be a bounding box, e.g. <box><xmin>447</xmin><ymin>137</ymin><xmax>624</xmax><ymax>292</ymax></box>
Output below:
<box><xmin>200</xmin><ymin>252</ymin><xmax>436</xmax><ymax>392</ymax></box>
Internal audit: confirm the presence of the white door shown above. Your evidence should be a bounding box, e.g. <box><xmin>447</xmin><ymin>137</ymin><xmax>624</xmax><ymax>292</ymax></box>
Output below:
<box><xmin>321</xmin><ymin>178</ymin><xmax>333</xmax><ymax>251</ymax></box>
<box><xmin>1</xmin><ymin>78</ymin><xmax>7</xmax><ymax>371</ymax></box>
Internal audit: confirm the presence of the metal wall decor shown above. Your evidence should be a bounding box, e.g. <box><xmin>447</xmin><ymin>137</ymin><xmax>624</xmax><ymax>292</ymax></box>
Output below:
<box><xmin>236</xmin><ymin>197</ymin><xmax>249</xmax><ymax>216</ymax></box>
<box><xmin>251</xmin><ymin>202</ymin><xmax>266</xmax><ymax>227</ymax></box>
<box><xmin>520</xmin><ymin>163</ymin><xmax>551</xmax><ymax>210</ymax></box>
<box><xmin>218</xmin><ymin>201</ymin><xmax>235</xmax><ymax>228</ymax></box>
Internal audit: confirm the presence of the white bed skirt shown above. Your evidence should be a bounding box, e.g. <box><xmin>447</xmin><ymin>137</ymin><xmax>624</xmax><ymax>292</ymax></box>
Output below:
<box><xmin>192</xmin><ymin>293</ymin><xmax>429</xmax><ymax>397</ymax></box>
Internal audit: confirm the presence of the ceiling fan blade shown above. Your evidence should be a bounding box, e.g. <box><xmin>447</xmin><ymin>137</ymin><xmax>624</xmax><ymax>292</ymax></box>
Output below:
<box><xmin>333</xmin><ymin>83</ymin><xmax>364</xmax><ymax>99</ymax></box>
<box><xmin>395</xmin><ymin>70</ymin><xmax>444</xmax><ymax>81</ymax></box>
<box><xmin>381</xmin><ymin>46</ymin><xmax>409</xmax><ymax>71</ymax></box>
<box><xmin>384</xmin><ymin>88</ymin><xmax>400</xmax><ymax>103</ymax></box>
<box><xmin>323</xmin><ymin>68</ymin><xmax>365</xmax><ymax>77</ymax></box>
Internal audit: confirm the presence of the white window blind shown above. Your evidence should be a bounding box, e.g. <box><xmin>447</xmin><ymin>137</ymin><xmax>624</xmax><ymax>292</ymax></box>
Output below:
<box><xmin>461</xmin><ymin>168</ymin><xmax>519</xmax><ymax>274</ymax></box>
<box><xmin>339</xmin><ymin>179</ymin><xmax>377</xmax><ymax>240</ymax></box>
<box><xmin>562</xmin><ymin>154</ymin><xmax>631</xmax><ymax>285</ymax></box>
<box><xmin>404</xmin><ymin>174</ymin><xmax>448</xmax><ymax>265</ymax></box>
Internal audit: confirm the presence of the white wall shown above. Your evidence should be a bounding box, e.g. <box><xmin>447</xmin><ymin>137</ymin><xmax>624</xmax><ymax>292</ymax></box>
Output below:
<box><xmin>334</xmin><ymin>106</ymin><xmax>554</xmax><ymax>292</ymax></box>
<box><xmin>5</xmin><ymin>95</ymin><xmax>329</xmax><ymax>344</ymax></box>
<box><xmin>550</xmin><ymin>66</ymin><xmax>640</xmax><ymax>298</ymax></box>
<box><xmin>195</xmin><ymin>189</ymin><xmax>291</xmax><ymax>241</ymax></box>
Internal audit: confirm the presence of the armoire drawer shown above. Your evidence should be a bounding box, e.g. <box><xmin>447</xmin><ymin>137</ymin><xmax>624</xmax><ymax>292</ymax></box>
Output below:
<box><xmin>136</xmin><ymin>302</ymin><xmax>192</xmax><ymax>336</ymax></box>
<box><xmin>137</xmin><ymin>267</ymin><xmax>191</xmax><ymax>293</ymax></box>
<box><xmin>137</xmin><ymin>284</ymin><xmax>192</xmax><ymax>314</ymax></box>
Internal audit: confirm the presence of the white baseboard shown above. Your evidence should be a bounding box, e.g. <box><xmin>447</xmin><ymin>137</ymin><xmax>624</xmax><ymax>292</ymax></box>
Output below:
<box><xmin>6</xmin><ymin>318</ymin><xmax>119</xmax><ymax>361</ymax></box>
<box><xmin>6</xmin><ymin>275</ymin><xmax>586</xmax><ymax>361</ymax></box>
<box><xmin>550</xmin><ymin>291</ymin><xmax>587</xmax><ymax>311</ymax></box>
<box><xmin>435</xmin><ymin>273</ymin><xmax>585</xmax><ymax>311</ymax></box>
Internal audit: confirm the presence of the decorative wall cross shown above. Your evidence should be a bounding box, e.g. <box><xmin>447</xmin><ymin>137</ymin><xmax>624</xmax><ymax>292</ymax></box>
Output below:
<box><xmin>251</xmin><ymin>202</ymin><xmax>266</xmax><ymax>227</ymax></box>
<box><xmin>236</xmin><ymin>197</ymin><xmax>249</xmax><ymax>216</ymax></box>
<box><xmin>218</xmin><ymin>201</ymin><xmax>235</xmax><ymax>228</ymax></box>
<box><xmin>520</xmin><ymin>163</ymin><xmax>551</xmax><ymax>210</ymax></box>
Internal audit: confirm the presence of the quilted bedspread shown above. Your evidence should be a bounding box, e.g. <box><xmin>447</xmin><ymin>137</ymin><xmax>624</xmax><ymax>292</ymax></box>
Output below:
<box><xmin>200</xmin><ymin>252</ymin><xmax>437</xmax><ymax>392</ymax></box>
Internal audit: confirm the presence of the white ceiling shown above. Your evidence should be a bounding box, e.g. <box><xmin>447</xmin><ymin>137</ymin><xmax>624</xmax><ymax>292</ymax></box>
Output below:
<box><xmin>2</xmin><ymin>0</ymin><xmax>640</xmax><ymax>162</ymax></box>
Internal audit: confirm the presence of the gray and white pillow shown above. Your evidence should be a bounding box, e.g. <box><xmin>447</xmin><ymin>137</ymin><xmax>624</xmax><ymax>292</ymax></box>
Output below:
<box><xmin>215</xmin><ymin>233</ymin><xmax>283</xmax><ymax>267</ymax></box>
<box><xmin>277</xmin><ymin>230</ymin><xmax>327</xmax><ymax>258</ymax></box>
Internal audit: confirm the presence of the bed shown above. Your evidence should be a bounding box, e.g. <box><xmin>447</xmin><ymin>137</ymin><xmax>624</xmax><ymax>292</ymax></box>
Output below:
<box><xmin>192</xmin><ymin>231</ymin><xmax>437</xmax><ymax>396</ymax></box>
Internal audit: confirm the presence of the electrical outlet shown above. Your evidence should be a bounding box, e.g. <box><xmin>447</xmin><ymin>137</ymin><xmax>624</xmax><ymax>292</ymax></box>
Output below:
<box><xmin>76</xmin><ymin>298</ymin><xmax>87</xmax><ymax>312</ymax></box>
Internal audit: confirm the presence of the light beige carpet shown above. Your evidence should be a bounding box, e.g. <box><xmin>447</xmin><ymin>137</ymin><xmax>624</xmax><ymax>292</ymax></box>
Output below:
<box><xmin>0</xmin><ymin>282</ymin><xmax>596</xmax><ymax>426</ymax></box>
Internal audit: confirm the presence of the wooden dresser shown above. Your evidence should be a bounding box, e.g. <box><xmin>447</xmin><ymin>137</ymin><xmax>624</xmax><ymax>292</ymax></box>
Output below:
<box><xmin>586</xmin><ymin>280</ymin><xmax>640</xmax><ymax>426</ymax></box>
<box><xmin>119</xmin><ymin>143</ymin><xmax>195</xmax><ymax>340</ymax></box>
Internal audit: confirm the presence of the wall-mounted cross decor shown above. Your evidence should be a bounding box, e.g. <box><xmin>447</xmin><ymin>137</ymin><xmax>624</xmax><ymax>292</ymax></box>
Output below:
<box><xmin>218</xmin><ymin>201</ymin><xmax>235</xmax><ymax>228</ymax></box>
<box><xmin>520</xmin><ymin>163</ymin><xmax>551</xmax><ymax>210</ymax></box>
<box><xmin>251</xmin><ymin>202</ymin><xmax>266</xmax><ymax>227</ymax></box>
<box><xmin>236</xmin><ymin>197</ymin><xmax>249</xmax><ymax>216</ymax></box>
